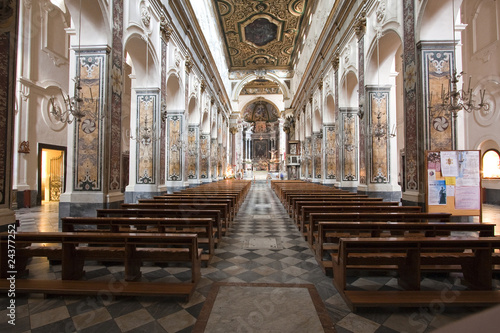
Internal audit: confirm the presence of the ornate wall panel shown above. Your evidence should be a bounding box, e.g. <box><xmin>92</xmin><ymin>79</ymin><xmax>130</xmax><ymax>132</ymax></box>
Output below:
<box><xmin>109</xmin><ymin>0</ymin><xmax>124</xmax><ymax>192</ymax></box>
<box><xmin>200</xmin><ymin>134</ymin><xmax>210</xmax><ymax>179</ymax></box>
<box><xmin>306</xmin><ymin>137</ymin><xmax>312</xmax><ymax>178</ymax></box>
<box><xmin>313</xmin><ymin>133</ymin><xmax>322</xmax><ymax>179</ymax></box>
<box><xmin>167</xmin><ymin>115</ymin><xmax>182</xmax><ymax>181</ymax></box>
<box><xmin>136</xmin><ymin>93</ymin><xmax>158</xmax><ymax>184</ymax></box>
<box><xmin>324</xmin><ymin>126</ymin><xmax>336</xmax><ymax>179</ymax></box>
<box><xmin>187</xmin><ymin>126</ymin><xmax>198</xmax><ymax>179</ymax></box>
<box><xmin>341</xmin><ymin>111</ymin><xmax>358</xmax><ymax>181</ymax></box>
<box><xmin>403</xmin><ymin>0</ymin><xmax>419</xmax><ymax>191</ymax></box>
<box><xmin>421</xmin><ymin>48</ymin><xmax>454</xmax><ymax>151</ymax></box>
<box><xmin>211</xmin><ymin>138</ymin><xmax>217</xmax><ymax>179</ymax></box>
<box><xmin>368</xmin><ymin>89</ymin><xmax>389</xmax><ymax>183</ymax></box>
<box><xmin>74</xmin><ymin>52</ymin><xmax>107</xmax><ymax>191</ymax></box>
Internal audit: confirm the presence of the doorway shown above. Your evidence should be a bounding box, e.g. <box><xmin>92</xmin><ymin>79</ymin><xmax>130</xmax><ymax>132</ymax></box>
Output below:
<box><xmin>38</xmin><ymin>144</ymin><xmax>66</xmax><ymax>205</ymax></box>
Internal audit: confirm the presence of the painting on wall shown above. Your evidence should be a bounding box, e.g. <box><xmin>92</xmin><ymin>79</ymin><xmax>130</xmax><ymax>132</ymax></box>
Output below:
<box><xmin>254</xmin><ymin>139</ymin><xmax>268</xmax><ymax>159</ymax></box>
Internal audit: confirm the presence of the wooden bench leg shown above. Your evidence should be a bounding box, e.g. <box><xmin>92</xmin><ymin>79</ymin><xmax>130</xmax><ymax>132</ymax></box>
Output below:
<box><xmin>398</xmin><ymin>250</ymin><xmax>420</xmax><ymax>290</ymax></box>
<box><xmin>62</xmin><ymin>244</ymin><xmax>84</xmax><ymax>280</ymax></box>
<box><xmin>462</xmin><ymin>249</ymin><xmax>492</xmax><ymax>290</ymax></box>
<box><xmin>125</xmin><ymin>244</ymin><xmax>142</xmax><ymax>281</ymax></box>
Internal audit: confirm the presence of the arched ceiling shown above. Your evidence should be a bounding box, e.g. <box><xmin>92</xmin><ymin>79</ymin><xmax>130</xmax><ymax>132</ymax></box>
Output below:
<box><xmin>213</xmin><ymin>0</ymin><xmax>310</xmax><ymax>71</ymax></box>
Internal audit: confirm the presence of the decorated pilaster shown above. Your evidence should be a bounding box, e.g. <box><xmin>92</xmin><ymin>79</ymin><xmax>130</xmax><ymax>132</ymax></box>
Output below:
<box><xmin>339</xmin><ymin>108</ymin><xmax>359</xmax><ymax>191</ymax></box>
<box><xmin>200</xmin><ymin>132</ymin><xmax>210</xmax><ymax>181</ymax></box>
<box><xmin>187</xmin><ymin>125</ymin><xmax>199</xmax><ymax>183</ymax></box>
<box><xmin>166</xmin><ymin>112</ymin><xmax>184</xmax><ymax>188</ymax></box>
<box><xmin>0</xmin><ymin>0</ymin><xmax>18</xmax><ymax>228</ymax></box>
<box><xmin>59</xmin><ymin>46</ymin><xmax>113</xmax><ymax>218</ymax></box>
<box><xmin>355</xmin><ymin>10</ymin><xmax>367</xmax><ymax>190</ymax></box>
<box><xmin>402</xmin><ymin>0</ymin><xmax>423</xmax><ymax>205</ymax></box>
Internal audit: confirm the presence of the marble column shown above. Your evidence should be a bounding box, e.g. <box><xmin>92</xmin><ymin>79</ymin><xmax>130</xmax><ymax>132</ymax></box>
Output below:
<box><xmin>402</xmin><ymin>0</ymin><xmax>423</xmax><ymax>205</ymax></box>
<box><xmin>230</xmin><ymin>127</ymin><xmax>237</xmax><ymax>168</ymax></box>
<box><xmin>0</xmin><ymin>0</ymin><xmax>18</xmax><ymax>229</ymax></box>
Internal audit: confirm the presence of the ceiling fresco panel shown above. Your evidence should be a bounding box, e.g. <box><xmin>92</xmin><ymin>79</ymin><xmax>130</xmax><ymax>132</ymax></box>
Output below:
<box><xmin>214</xmin><ymin>0</ymin><xmax>309</xmax><ymax>70</ymax></box>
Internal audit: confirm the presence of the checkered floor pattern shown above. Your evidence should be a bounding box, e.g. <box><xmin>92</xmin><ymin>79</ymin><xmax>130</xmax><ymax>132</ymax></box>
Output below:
<box><xmin>2</xmin><ymin>182</ymin><xmax>499</xmax><ymax>332</ymax></box>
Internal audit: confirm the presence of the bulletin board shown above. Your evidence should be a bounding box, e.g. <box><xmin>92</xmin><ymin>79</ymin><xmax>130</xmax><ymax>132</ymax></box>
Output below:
<box><xmin>425</xmin><ymin>150</ymin><xmax>482</xmax><ymax>221</ymax></box>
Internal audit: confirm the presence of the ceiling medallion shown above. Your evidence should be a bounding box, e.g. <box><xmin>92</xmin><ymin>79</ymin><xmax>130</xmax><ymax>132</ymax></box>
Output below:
<box><xmin>241</xmin><ymin>15</ymin><xmax>283</xmax><ymax>48</ymax></box>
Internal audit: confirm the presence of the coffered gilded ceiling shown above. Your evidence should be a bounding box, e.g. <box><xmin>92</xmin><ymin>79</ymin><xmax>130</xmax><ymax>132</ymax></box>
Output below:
<box><xmin>213</xmin><ymin>0</ymin><xmax>309</xmax><ymax>70</ymax></box>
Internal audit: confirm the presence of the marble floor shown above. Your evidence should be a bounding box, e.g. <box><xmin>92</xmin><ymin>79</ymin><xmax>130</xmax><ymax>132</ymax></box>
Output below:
<box><xmin>2</xmin><ymin>182</ymin><xmax>500</xmax><ymax>333</ymax></box>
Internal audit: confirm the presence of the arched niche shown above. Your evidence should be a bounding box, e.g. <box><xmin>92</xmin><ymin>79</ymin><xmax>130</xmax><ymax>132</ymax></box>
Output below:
<box><xmin>124</xmin><ymin>33</ymin><xmax>159</xmax><ymax>88</ymax></box>
<box><xmin>312</xmin><ymin>107</ymin><xmax>322</xmax><ymax>133</ymax></box>
<box><xmin>324</xmin><ymin>93</ymin><xmax>335</xmax><ymax>124</ymax></box>
<box><xmin>366</xmin><ymin>30</ymin><xmax>402</xmax><ymax>86</ymax></box>
<box><xmin>166</xmin><ymin>74</ymin><xmax>184</xmax><ymax>112</ymax></box>
<box><xmin>418</xmin><ymin>0</ymin><xmax>462</xmax><ymax>42</ymax></box>
<box><xmin>187</xmin><ymin>96</ymin><xmax>200</xmax><ymax>125</ymax></box>
<box><xmin>65</xmin><ymin>0</ymin><xmax>110</xmax><ymax>46</ymax></box>
<box><xmin>341</xmin><ymin>71</ymin><xmax>358</xmax><ymax>108</ymax></box>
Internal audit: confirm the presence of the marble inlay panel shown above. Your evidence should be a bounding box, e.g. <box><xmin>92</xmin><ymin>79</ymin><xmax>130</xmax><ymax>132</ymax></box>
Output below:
<box><xmin>168</xmin><ymin>115</ymin><xmax>182</xmax><ymax>181</ymax></box>
<box><xmin>193</xmin><ymin>283</ymin><xmax>334</xmax><ymax>333</ymax></box>
<box><xmin>325</xmin><ymin>126</ymin><xmax>336</xmax><ymax>179</ymax></box>
<box><xmin>136</xmin><ymin>93</ymin><xmax>157</xmax><ymax>184</ymax></box>
<box><xmin>74</xmin><ymin>53</ymin><xmax>106</xmax><ymax>191</ymax></box>
<box><xmin>242</xmin><ymin>237</ymin><xmax>283</xmax><ymax>250</ymax></box>
<box><xmin>369</xmin><ymin>90</ymin><xmax>389</xmax><ymax>183</ymax></box>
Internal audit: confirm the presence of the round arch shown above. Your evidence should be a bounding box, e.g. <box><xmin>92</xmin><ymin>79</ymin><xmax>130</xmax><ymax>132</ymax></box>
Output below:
<box><xmin>231</xmin><ymin>73</ymin><xmax>291</xmax><ymax>101</ymax></box>
<box><xmin>324</xmin><ymin>93</ymin><xmax>335</xmax><ymax>124</ymax></box>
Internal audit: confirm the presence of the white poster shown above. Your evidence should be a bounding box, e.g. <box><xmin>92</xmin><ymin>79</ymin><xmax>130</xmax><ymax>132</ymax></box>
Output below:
<box><xmin>455</xmin><ymin>186</ymin><xmax>480</xmax><ymax>210</ymax></box>
<box><xmin>440</xmin><ymin>151</ymin><xmax>459</xmax><ymax>177</ymax></box>
<box><xmin>456</xmin><ymin>151</ymin><xmax>480</xmax><ymax>187</ymax></box>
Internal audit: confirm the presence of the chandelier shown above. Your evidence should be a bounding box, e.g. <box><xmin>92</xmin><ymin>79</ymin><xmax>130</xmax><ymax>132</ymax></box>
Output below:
<box><xmin>430</xmin><ymin>0</ymin><xmax>489</xmax><ymax>117</ymax></box>
<box><xmin>49</xmin><ymin>0</ymin><xmax>96</xmax><ymax>124</ymax></box>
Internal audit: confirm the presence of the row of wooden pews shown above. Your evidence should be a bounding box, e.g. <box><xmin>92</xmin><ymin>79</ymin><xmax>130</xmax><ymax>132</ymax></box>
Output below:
<box><xmin>271</xmin><ymin>180</ymin><xmax>500</xmax><ymax>311</ymax></box>
<box><xmin>0</xmin><ymin>180</ymin><xmax>251</xmax><ymax>300</ymax></box>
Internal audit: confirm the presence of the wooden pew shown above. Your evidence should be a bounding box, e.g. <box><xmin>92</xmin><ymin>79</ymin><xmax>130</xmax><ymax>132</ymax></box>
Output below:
<box><xmin>296</xmin><ymin>201</ymin><xmax>401</xmax><ymax>229</ymax></box>
<box><xmin>61</xmin><ymin>216</ymin><xmax>215</xmax><ymax>265</ymax></box>
<box><xmin>147</xmin><ymin>197</ymin><xmax>236</xmax><ymax>218</ymax></box>
<box><xmin>283</xmin><ymin>193</ymin><xmax>368</xmax><ymax>211</ymax></box>
<box><xmin>0</xmin><ymin>231</ymin><xmax>202</xmax><ymax>299</ymax></box>
<box><xmin>306</xmin><ymin>207</ymin><xmax>424</xmax><ymax>243</ymax></box>
<box><xmin>315</xmin><ymin>221</ymin><xmax>496</xmax><ymax>274</ymax></box>
<box><xmin>96</xmin><ymin>208</ymin><xmax>223</xmax><ymax>242</ymax></box>
<box><xmin>290</xmin><ymin>196</ymin><xmax>384</xmax><ymax>218</ymax></box>
<box><xmin>331</xmin><ymin>236</ymin><xmax>500</xmax><ymax>311</ymax></box>
<box><xmin>121</xmin><ymin>202</ymin><xmax>231</xmax><ymax>231</ymax></box>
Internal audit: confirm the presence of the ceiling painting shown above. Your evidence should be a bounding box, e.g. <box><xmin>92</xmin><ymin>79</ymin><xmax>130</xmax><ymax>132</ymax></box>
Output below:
<box><xmin>213</xmin><ymin>0</ymin><xmax>309</xmax><ymax>70</ymax></box>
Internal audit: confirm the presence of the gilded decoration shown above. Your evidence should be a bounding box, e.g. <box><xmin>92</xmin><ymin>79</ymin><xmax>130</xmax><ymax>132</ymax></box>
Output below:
<box><xmin>241</xmin><ymin>79</ymin><xmax>281</xmax><ymax>95</ymax></box>
<box><xmin>136</xmin><ymin>95</ymin><xmax>155</xmax><ymax>184</ymax></box>
<box><xmin>325</xmin><ymin>126</ymin><xmax>336</xmax><ymax>179</ymax></box>
<box><xmin>75</xmin><ymin>54</ymin><xmax>105</xmax><ymax>191</ymax></box>
<box><xmin>424</xmin><ymin>50</ymin><xmax>454</xmax><ymax>151</ymax></box>
<box><xmin>168</xmin><ymin>116</ymin><xmax>182</xmax><ymax>181</ymax></box>
<box><xmin>369</xmin><ymin>91</ymin><xmax>389</xmax><ymax>183</ymax></box>
<box><xmin>187</xmin><ymin>126</ymin><xmax>198</xmax><ymax>179</ymax></box>
<box><xmin>214</xmin><ymin>0</ymin><xmax>309</xmax><ymax>70</ymax></box>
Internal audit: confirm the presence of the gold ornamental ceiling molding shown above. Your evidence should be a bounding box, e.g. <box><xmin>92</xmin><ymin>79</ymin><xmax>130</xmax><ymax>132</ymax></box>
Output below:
<box><xmin>213</xmin><ymin>0</ymin><xmax>309</xmax><ymax>70</ymax></box>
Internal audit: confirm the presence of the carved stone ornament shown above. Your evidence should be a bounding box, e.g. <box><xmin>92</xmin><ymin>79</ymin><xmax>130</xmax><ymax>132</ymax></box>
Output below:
<box><xmin>140</xmin><ymin>3</ymin><xmax>151</xmax><ymax>29</ymax></box>
<box><xmin>229</xmin><ymin>127</ymin><xmax>238</xmax><ymax>135</ymax></box>
<box><xmin>332</xmin><ymin>54</ymin><xmax>340</xmax><ymax>71</ymax></box>
<box><xmin>185</xmin><ymin>55</ymin><xmax>193</xmax><ymax>74</ymax></box>
<box><xmin>354</xmin><ymin>11</ymin><xmax>367</xmax><ymax>38</ymax></box>
<box><xmin>160</xmin><ymin>17</ymin><xmax>173</xmax><ymax>42</ymax></box>
<box><xmin>18</xmin><ymin>141</ymin><xmax>30</xmax><ymax>153</ymax></box>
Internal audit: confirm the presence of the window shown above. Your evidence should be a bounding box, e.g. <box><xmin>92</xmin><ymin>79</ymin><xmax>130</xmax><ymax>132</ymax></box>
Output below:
<box><xmin>482</xmin><ymin>149</ymin><xmax>500</xmax><ymax>178</ymax></box>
